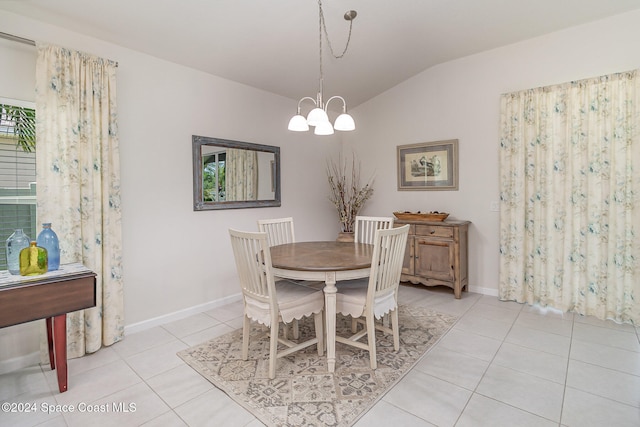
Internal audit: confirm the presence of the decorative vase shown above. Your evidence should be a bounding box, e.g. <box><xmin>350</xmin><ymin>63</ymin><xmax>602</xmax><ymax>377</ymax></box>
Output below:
<box><xmin>19</xmin><ymin>241</ymin><xmax>48</xmax><ymax>276</ymax></box>
<box><xmin>6</xmin><ymin>229</ymin><xmax>30</xmax><ymax>275</ymax></box>
<box><xmin>36</xmin><ymin>223</ymin><xmax>60</xmax><ymax>271</ymax></box>
<box><xmin>336</xmin><ymin>231</ymin><xmax>355</xmax><ymax>243</ymax></box>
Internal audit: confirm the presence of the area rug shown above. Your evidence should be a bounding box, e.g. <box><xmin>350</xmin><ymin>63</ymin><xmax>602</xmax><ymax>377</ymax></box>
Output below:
<box><xmin>177</xmin><ymin>305</ymin><xmax>457</xmax><ymax>427</ymax></box>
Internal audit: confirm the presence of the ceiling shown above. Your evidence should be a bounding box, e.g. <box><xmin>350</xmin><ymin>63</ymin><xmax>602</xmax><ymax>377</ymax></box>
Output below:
<box><xmin>2</xmin><ymin>0</ymin><xmax>640</xmax><ymax>107</ymax></box>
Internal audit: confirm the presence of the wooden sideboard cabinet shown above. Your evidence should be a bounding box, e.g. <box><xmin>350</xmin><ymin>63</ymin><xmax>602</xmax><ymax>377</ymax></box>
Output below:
<box><xmin>395</xmin><ymin>219</ymin><xmax>470</xmax><ymax>299</ymax></box>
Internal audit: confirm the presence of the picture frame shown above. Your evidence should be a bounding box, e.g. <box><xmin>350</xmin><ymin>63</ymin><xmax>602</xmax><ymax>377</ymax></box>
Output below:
<box><xmin>397</xmin><ymin>139</ymin><xmax>458</xmax><ymax>190</ymax></box>
<box><xmin>270</xmin><ymin>160</ymin><xmax>276</xmax><ymax>192</ymax></box>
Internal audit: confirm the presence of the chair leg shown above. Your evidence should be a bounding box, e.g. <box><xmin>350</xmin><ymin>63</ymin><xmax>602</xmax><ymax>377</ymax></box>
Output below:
<box><xmin>268</xmin><ymin>322</ymin><xmax>279</xmax><ymax>379</ymax></box>
<box><xmin>292</xmin><ymin>319</ymin><xmax>300</xmax><ymax>339</ymax></box>
<box><xmin>351</xmin><ymin>316</ymin><xmax>358</xmax><ymax>333</ymax></box>
<box><xmin>314</xmin><ymin>312</ymin><xmax>324</xmax><ymax>355</ymax></box>
<box><xmin>391</xmin><ymin>309</ymin><xmax>400</xmax><ymax>351</ymax></box>
<box><xmin>242</xmin><ymin>315</ymin><xmax>251</xmax><ymax>360</ymax></box>
<box><xmin>366</xmin><ymin>314</ymin><xmax>377</xmax><ymax>370</ymax></box>
<box><xmin>282</xmin><ymin>320</ymin><xmax>299</xmax><ymax>339</ymax></box>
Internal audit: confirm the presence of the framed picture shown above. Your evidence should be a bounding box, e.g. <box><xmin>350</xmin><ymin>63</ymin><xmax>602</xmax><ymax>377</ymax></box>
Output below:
<box><xmin>397</xmin><ymin>139</ymin><xmax>458</xmax><ymax>190</ymax></box>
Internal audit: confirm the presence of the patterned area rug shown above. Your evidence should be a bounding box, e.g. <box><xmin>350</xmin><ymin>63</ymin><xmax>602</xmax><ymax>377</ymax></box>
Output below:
<box><xmin>178</xmin><ymin>305</ymin><xmax>457</xmax><ymax>427</ymax></box>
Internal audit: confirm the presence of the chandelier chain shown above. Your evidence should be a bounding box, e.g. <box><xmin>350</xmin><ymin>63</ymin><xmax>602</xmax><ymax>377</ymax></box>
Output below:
<box><xmin>319</xmin><ymin>1</ymin><xmax>354</xmax><ymax>60</ymax></box>
<box><xmin>317</xmin><ymin>0</ymin><xmax>354</xmax><ymax>91</ymax></box>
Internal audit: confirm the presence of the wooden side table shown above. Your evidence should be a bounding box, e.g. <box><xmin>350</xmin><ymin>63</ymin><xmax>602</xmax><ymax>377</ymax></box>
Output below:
<box><xmin>0</xmin><ymin>263</ymin><xmax>96</xmax><ymax>392</ymax></box>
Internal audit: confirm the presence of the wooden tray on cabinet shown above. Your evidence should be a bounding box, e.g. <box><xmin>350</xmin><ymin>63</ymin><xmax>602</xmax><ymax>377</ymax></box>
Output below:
<box><xmin>393</xmin><ymin>211</ymin><xmax>449</xmax><ymax>222</ymax></box>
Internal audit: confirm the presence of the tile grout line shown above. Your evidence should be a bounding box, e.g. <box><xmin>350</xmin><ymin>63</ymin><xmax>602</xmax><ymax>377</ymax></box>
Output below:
<box><xmin>555</xmin><ymin>312</ymin><xmax>575</xmax><ymax>426</ymax></box>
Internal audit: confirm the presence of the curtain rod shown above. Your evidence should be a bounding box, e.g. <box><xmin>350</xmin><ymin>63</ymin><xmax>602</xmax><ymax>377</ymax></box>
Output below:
<box><xmin>0</xmin><ymin>31</ymin><xmax>118</xmax><ymax>67</ymax></box>
<box><xmin>0</xmin><ymin>31</ymin><xmax>35</xmax><ymax>46</ymax></box>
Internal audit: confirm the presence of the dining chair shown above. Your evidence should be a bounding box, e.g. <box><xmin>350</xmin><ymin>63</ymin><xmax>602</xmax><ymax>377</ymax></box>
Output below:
<box><xmin>354</xmin><ymin>215</ymin><xmax>394</xmax><ymax>244</ymax></box>
<box><xmin>228</xmin><ymin>228</ymin><xmax>324</xmax><ymax>379</ymax></box>
<box><xmin>257</xmin><ymin>217</ymin><xmax>301</xmax><ymax>338</ymax></box>
<box><xmin>334</xmin><ymin>224</ymin><xmax>410</xmax><ymax>370</ymax></box>
<box><xmin>351</xmin><ymin>215</ymin><xmax>395</xmax><ymax>331</ymax></box>
<box><xmin>257</xmin><ymin>217</ymin><xmax>295</xmax><ymax>247</ymax></box>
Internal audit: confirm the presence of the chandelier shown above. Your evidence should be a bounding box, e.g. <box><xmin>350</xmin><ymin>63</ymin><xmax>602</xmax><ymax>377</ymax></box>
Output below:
<box><xmin>288</xmin><ymin>0</ymin><xmax>357</xmax><ymax>135</ymax></box>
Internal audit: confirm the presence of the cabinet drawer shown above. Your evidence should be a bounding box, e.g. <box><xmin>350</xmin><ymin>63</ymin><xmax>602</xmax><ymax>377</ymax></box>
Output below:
<box><xmin>415</xmin><ymin>225</ymin><xmax>453</xmax><ymax>238</ymax></box>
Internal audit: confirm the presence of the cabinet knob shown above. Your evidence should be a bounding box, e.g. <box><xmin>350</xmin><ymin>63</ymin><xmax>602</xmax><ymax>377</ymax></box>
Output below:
<box><xmin>430</xmin><ymin>230</ymin><xmax>435</xmax><ymax>234</ymax></box>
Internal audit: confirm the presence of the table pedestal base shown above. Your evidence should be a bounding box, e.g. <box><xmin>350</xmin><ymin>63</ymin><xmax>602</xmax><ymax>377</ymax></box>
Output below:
<box><xmin>323</xmin><ymin>272</ymin><xmax>337</xmax><ymax>373</ymax></box>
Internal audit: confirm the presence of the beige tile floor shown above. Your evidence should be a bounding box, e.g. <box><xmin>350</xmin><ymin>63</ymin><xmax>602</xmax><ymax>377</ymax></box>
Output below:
<box><xmin>1</xmin><ymin>284</ymin><xmax>639</xmax><ymax>427</ymax></box>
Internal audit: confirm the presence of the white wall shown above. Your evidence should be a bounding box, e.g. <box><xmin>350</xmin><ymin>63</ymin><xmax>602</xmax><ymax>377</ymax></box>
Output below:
<box><xmin>0</xmin><ymin>10</ymin><xmax>342</xmax><ymax>371</ymax></box>
<box><xmin>346</xmin><ymin>10</ymin><xmax>640</xmax><ymax>295</ymax></box>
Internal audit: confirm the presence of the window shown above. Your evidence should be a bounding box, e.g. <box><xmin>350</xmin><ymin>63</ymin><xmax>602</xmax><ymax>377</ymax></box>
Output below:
<box><xmin>202</xmin><ymin>151</ymin><xmax>226</xmax><ymax>202</ymax></box>
<box><xmin>0</xmin><ymin>98</ymin><xmax>36</xmax><ymax>270</ymax></box>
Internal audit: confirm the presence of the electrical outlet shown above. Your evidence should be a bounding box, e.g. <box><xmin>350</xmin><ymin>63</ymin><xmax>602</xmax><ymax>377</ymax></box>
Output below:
<box><xmin>490</xmin><ymin>201</ymin><xmax>500</xmax><ymax>212</ymax></box>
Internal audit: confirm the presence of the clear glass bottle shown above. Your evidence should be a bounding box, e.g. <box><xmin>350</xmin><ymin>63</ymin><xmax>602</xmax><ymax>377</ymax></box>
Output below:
<box><xmin>19</xmin><ymin>241</ymin><xmax>48</xmax><ymax>276</ymax></box>
<box><xmin>37</xmin><ymin>223</ymin><xmax>60</xmax><ymax>271</ymax></box>
<box><xmin>6</xmin><ymin>229</ymin><xmax>30</xmax><ymax>275</ymax></box>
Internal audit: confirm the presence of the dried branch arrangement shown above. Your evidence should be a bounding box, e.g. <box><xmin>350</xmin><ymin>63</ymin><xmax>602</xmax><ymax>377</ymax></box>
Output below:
<box><xmin>327</xmin><ymin>154</ymin><xmax>374</xmax><ymax>233</ymax></box>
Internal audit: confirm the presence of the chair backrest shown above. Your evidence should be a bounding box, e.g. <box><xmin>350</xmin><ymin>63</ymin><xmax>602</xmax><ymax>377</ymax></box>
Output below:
<box><xmin>228</xmin><ymin>228</ymin><xmax>277</xmax><ymax>307</ymax></box>
<box><xmin>354</xmin><ymin>216</ymin><xmax>395</xmax><ymax>244</ymax></box>
<box><xmin>366</xmin><ymin>224</ymin><xmax>410</xmax><ymax>308</ymax></box>
<box><xmin>257</xmin><ymin>217</ymin><xmax>295</xmax><ymax>247</ymax></box>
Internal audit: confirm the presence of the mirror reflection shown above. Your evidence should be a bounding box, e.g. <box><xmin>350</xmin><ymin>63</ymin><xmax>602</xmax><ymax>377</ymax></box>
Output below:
<box><xmin>193</xmin><ymin>136</ymin><xmax>281</xmax><ymax>210</ymax></box>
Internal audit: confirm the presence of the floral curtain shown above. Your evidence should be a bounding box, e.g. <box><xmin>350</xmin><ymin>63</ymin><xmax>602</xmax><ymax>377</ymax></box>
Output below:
<box><xmin>35</xmin><ymin>44</ymin><xmax>124</xmax><ymax>358</ymax></box>
<box><xmin>499</xmin><ymin>70</ymin><xmax>640</xmax><ymax>325</ymax></box>
<box><xmin>226</xmin><ymin>148</ymin><xmax>258</xmax><ymax>201</ymax></box>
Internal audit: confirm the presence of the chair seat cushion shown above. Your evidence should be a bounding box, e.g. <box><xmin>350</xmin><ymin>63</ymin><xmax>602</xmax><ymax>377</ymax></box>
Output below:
<box><xmin>244</xmin><ymin>281</ymin><xmax>324</xmax><ymax>326</ymax></box>
<box><xmin>336</xmin><ymin>279</ymin><xmax>397</xmax><ymax>319</ymax></box>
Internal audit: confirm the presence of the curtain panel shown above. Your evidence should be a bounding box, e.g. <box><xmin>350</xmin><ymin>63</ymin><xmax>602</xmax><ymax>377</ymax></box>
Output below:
<box><xmin>35</xmin><ymin>44</ymin><xmax>124</xmax><ymax>358</ymax></box>
<box><xmin>499</xmin><ymin>70</ymin><xmax>640</xmax><ymax>324</ymax></box>
<box><xmin>226</xmin><ymin>148</ymin><xmax>258</xmax><ymax>201</ymax></box>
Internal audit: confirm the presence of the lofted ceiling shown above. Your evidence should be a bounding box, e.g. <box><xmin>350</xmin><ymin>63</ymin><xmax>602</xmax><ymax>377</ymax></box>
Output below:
<box><xmin>1</xmin><ymin>0</ymin><xmax>640</xmax><ymax>107</ymax></box>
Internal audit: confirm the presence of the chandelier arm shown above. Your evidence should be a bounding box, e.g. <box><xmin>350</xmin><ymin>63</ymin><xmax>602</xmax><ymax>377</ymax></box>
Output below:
<box><xmin>297</xmin><ymin>96</ymin><xmax>318</xmax><ymax>113</ymax></box>
<box><xmin>324</xmin><ymin>95</ymin><xmax>347</xmax><ymax>113</ymax></box>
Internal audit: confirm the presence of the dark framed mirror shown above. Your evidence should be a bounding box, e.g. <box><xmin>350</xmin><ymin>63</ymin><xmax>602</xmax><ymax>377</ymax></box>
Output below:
<box><xmin>192</xmin><ymin>135</ymin><xmax>281</xmax><ymax>210</ymax></box>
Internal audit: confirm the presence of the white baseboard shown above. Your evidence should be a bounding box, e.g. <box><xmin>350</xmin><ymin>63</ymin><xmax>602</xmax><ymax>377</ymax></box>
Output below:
<box><xmin>468</xmin><ymin>284</ymin><xmax>499</xmax><ymax>297</ymax></box>
<box><xmin>124</xmin><ymin>293</ymin><xmax>243</xmax><ymax>335</ymax></box>
<box><xmin>0</xmin><ymin>351</ymin><xmax>41</xmax><ymax>375</ymax></box>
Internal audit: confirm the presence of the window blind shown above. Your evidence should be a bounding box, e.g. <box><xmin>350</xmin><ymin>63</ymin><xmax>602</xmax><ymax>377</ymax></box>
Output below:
<box><xmin>0</xmin><ymin>102</ymin><xmax>37</xmax><ymax>269</ymax></box>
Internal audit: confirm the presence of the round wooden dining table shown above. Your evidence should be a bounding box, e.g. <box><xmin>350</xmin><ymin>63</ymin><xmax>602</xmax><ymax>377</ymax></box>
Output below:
<box><xmin>269</xmin><ymin>241</ymin><xmax>373</xmax><ymax>372</ymax></box>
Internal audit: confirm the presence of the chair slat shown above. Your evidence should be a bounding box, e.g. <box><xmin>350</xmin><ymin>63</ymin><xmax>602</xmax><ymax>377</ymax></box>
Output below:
<box><xmin>354</xmin><ymin>216</ymin><xmax>394</xmax><ymax>244</ymax></box>
<box><xmin>257</xmin><ymin>217</ymin><xmax>295</xmax><ymax>247</ymax></box>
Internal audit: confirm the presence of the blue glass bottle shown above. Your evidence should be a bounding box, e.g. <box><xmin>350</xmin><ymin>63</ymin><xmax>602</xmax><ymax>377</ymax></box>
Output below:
<box><xmin>36</xmin><ymin>223</ymin><xmax>60</xmax><ymax>271</ymax></box>
<box><xmin>6</xmin><ymin>229</ymin><xmax>30</xmax><ymax>275</ymax></box>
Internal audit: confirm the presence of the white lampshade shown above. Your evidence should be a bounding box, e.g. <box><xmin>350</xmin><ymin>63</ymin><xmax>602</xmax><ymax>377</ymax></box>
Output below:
<box><xmin>314</xmin><ymin>120</ymin><xmax>334</xmax><ymax>135</ymax></box>
<box><xmin>333</xmin><ymin>113</ymin><xmax>355</xmax><ymax>131</ymax></box>
<box><xmin>288</xmin><ymin>114</ymin><xmax>309</xmax><ymax>131</ymax></box>
<box><xmin>306</xmin><ymin>107</ymin><xmax>329</xmax><ymax>126</ymax></box>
